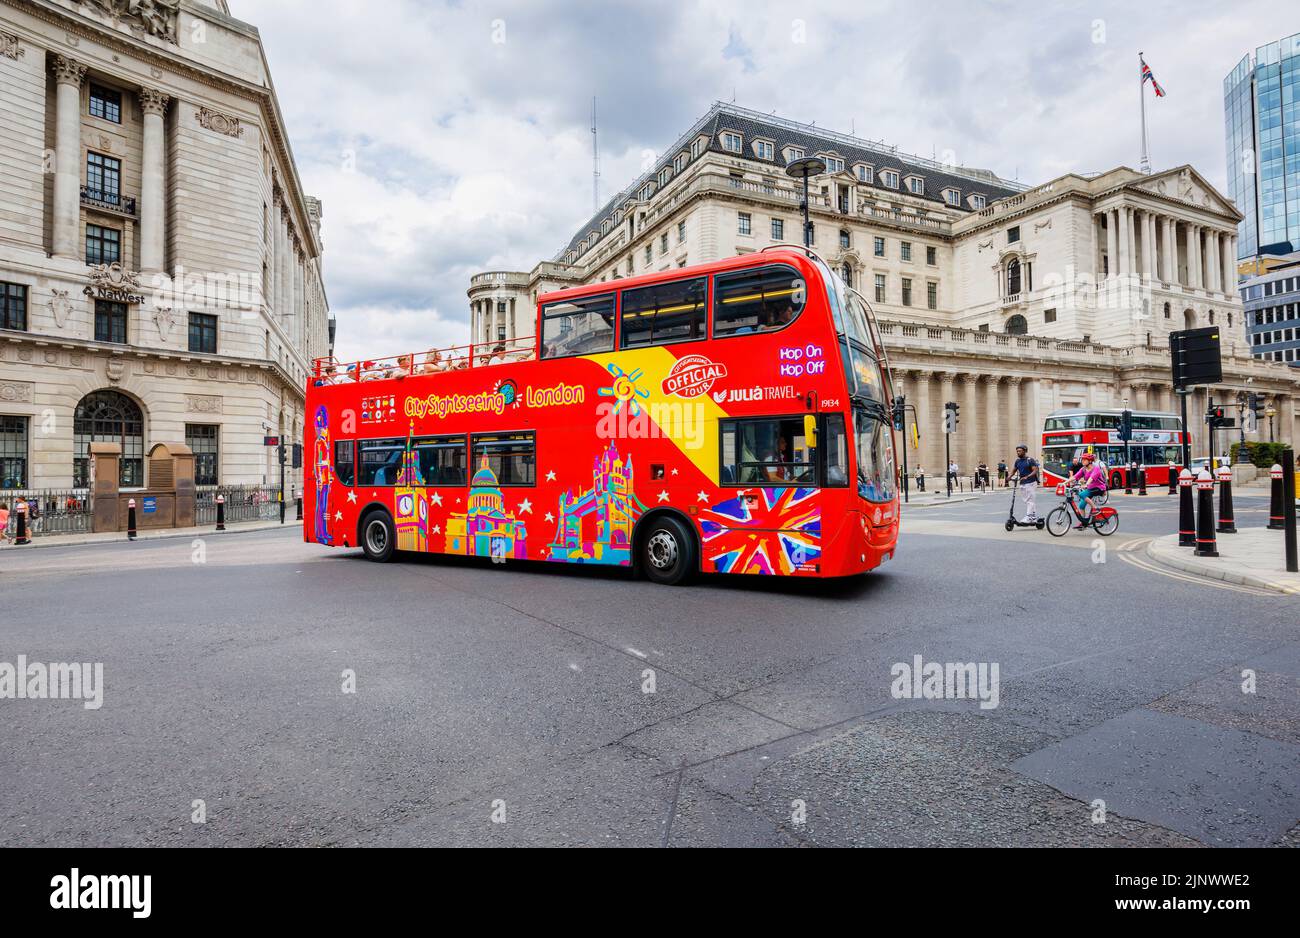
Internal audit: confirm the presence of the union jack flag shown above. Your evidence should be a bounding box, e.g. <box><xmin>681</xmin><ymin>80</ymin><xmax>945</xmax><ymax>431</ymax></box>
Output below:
<box><xmin>1141</xmin><ymin>57</ymin><xmax>1165</xmax><ymax>97</ymax></box>
<box><xmin>700</xmin><ymin>487</ymin><xmax>821</xmax><ymax>575</ymax></box>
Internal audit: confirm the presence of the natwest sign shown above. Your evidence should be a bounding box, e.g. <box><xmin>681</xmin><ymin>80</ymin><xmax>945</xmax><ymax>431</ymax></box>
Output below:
<box><xmin>662</xmin><ymin>354</ymin><xmax>728</xmax><ymax>398</ymax></box>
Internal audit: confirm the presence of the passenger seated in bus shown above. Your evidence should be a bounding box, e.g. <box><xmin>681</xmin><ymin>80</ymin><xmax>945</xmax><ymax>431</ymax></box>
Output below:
<box><xmin>384</xmin><ymin>355</ymin><xmax>413</xmax><ymax>380</ymax></box>
<box><xmin>767</xmin><ymin>302</ymin><xmax>797</xmax><ymax>330</ymax></box>
<box><xmin>417</xmin><ymin>350</ymin><xmax>448</xmax><ymax>375</ymax></box>
<box><xmin>763</xmin><ymin>436</ymin><xmax>791</xmax><ymax>482</ymax></box>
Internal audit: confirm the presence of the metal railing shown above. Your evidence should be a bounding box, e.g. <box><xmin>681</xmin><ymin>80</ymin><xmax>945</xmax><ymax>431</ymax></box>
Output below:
<box><xmin>313</xmin><ymin>334</ymin><xmax>537</xmax><ymax>383</ymax></box>
<box><xmin>1</xmin><ymin>490</ymin><xmax>93</xmax><ymax>537</ymax></box>
<box><xmin>80</xmin><ymin>185</ymin><xmax>138</xmax><ymax>217</ymax></box>
<box><xmin>196</xmin><ymin>485</ymin><xmax>283</xmax><ymax>525</ymax></box>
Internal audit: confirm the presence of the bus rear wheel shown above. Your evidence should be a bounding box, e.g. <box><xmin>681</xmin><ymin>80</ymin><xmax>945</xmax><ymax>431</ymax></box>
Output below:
<box><xmin>639</xmin><ymin>516</ymin><xmax>697</xmax><ymax>586</ymax></box>
<box><xmin>360</xmin><ymin>509</ymin><xmax>396</xmax><ymax>563</ymax></box>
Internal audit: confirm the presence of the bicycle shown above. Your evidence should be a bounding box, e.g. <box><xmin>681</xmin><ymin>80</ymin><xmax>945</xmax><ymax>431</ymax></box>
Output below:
<box><xmin>1046</xmin><ymin>482</ymin><xmax>1118</xmax><ymax>537</ymax></box>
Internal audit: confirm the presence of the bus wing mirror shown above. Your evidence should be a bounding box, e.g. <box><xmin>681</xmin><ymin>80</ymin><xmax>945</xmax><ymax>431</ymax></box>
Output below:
<box><xmin>804</xmin><ymin>414</ymin><xmax>818</xmax><ymax>449</ymax></box>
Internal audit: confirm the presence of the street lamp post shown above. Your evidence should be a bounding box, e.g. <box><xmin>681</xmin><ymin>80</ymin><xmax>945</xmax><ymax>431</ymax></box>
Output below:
<box><xmin>1266</xmin><ymin>406</ymin><xmax>1277</xmax><ymax>443</ymax></box>
<box><xmin>785</xmin><ymin>156</ymin><xmax>827</xmax><ymax>250</ymax></box>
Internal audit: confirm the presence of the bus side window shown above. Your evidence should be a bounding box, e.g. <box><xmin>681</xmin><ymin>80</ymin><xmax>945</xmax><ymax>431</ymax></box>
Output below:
<box><xmin>471</xmin><ymin>432</ymin><xmax>536</xmax><ymax>486</ymax></box>
<box><xmin>334</xmin><ymin>440</ymin><xmax>355</xmax><ymax>486</ymax></box>
<box><xmin>713</xmin><ymin>265</ymin><xmax>805</xmax><ymax>337</ymax></box>
<box><xmin>358</xmin><ymin>438</ymin><xmax>404</xmax><ymax>487</ymax></box>
<box><xmin>824</xmin><ymin>414</ymin><xmax>849</xmax><ymax>487</ymax></box>
<box><xmin>541</xmin><ymin>294</ymin><xmax>615</xmax><ymax>359</ymax></box>
<box><xmin>720</xmin><ymin>417</ymin><xmax>816</xmax><ymax>485</ymax></box>
<box><xmin>620</xmin><ymin>277</ymin><xmax>707</xmax><ymax>349</ymax></box>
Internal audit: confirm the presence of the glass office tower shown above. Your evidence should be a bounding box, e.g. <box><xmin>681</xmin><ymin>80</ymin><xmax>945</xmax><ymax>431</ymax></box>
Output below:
<box><xmin>1224</xmin><ymin>34</ymin><xmax>1300</xmax><ymax>261</ymax></box>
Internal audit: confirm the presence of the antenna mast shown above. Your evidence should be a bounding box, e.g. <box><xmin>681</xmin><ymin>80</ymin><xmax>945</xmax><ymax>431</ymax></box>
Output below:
<box><xmin>591</xmin><ymin>97</ymin><xmax>600</xmax><ymax>213</ymax></box>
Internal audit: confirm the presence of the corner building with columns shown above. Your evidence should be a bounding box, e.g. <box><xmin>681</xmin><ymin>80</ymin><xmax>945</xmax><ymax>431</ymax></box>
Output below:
<box><xmin>0</xmin><ymin>0</ymin><xmax>329</xmax><ymax>494</ymax></box>
<box><xmin>469</xmin><ymin>103</ymin><xmax>1299</xmax><ymax>474</ymax></box>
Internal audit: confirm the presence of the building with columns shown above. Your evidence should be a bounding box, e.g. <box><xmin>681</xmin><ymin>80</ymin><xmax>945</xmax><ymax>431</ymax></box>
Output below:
<box><xmin>0</xmin><ymin>0</ymin><xmax>329</xmax><ymax>495</ymax></box>
<box><xmin>468</xmin><ymin>102</ymin><xmax>1299</xmax><ymax>474</ymax></box>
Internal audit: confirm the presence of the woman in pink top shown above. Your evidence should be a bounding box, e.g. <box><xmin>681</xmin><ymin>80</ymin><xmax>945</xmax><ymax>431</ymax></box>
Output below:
<box><xmin>1068</xmin><ymin>452</ymin><xmax>1108</xmax><ymax>528</ymax></box>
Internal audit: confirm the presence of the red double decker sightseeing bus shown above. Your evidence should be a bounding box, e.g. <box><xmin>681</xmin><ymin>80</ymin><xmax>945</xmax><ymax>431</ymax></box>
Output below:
<box><xmin>304</xmin><ymin>247</ymin><xmax>899</xmax><ymax>585</ymax></box>
<box><xmin>1040</xmin><ymin>408</ymin><xmax>1188</xmax><ymax>489</ymax></box>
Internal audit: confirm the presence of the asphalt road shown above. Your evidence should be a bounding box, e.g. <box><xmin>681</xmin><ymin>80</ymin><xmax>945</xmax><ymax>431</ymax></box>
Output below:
<box><xmin>2</xmin><ymin>489</ymin><xmax>1296</xmax><ymax>847</ymax></box>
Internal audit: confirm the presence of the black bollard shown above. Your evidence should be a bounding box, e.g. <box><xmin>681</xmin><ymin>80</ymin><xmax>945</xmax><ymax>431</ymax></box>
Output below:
<box><xmin>14</xmin><ymin>500</ymin><xmax>29</xmax><ymax>546</ymax></box>
<box><xmin>1283</xmin><ymin>449</ymin><xmax>1297</xmax><ymax>574</ymax></box>
<box><xmin>1137</xmin><ymin>467</ymin><xmax>1148</xmax><ymax>496</ymax></box>
<box><xmin>1194</xmin><ymin>470</ymin><xmax>1218</xmax><ymax>558</ymax></box>
<box><xmin>1178</xmin><ymin>469</ymin><xmax>1196</xmax><ymax>548</ymax></box>
<box><xmin>296</xmin><ymin>491</ymin><xmax>303</xmax><ymax>522</ymax></box>
<box><xmin>1167</xmin><ymin>463</ymin><xmax>1178</xmax><ymax>495</ymax></box>
<box><xmin>1216</xmin><ymin>466</ymin><xmax>1236</xmax><ymax>534</ymax></box>
<box><xmin>216</xmin><ymin>494</ymin><xmax>226</xmax><ymax>532</ymax></box>
<box><xmin>127</xmin><ymin>498</ymin><xmax>137</xmax><ymax>541</ymax></box>
<box><xmin>1124</xmin><ymin>462</ymin><xmax>1134</xmax><ymax>495</ymax></box>
<box><xmin>1268</xmin><ymin>464</ymin><xmax>1285</xmax><ymax>530</ymax></box>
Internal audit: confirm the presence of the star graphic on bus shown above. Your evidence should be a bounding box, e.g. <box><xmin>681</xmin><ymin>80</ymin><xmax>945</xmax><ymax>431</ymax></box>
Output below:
<box><xmin>697</xmin><ymin>491</ymin><xmax>709</xmax><ymax>502</ymax></box>
<box><xmin>597</xmin><ymin>363</ymin><xmax>650</xmax><ymax>417</ymax></box>
<box><xmin>430</xmin><ymin>491</ymin><xmax>443</xmax><ymax>506</ymax></box>
<box><xmin>545</xmin><ymin>512</ymin><xmax>555</xmax><ymax>523</ymax></box>
<box><xmin>657</xmin><ymin>491</ymin><xmax>670</xmax><ymax>503</ymax></box>
<box><xmin>518</xmin><ymin>498</ymin><xmax>533</xmax><ymax>515</ymax></box>
<box><xmin>346</xmin><ymin>491</ymin><xmax>357</xmax><ymax>504</ymax></box>
<box><xmin>546</xmin><ymin>470</ymin><xmax>557</xmax><ymax>482</ymax></box>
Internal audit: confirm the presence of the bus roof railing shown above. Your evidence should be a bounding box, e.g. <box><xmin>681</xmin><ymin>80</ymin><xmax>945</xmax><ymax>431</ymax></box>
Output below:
<box><xmin>312</xmin><ymin>335</ymin><xmax>537</xmax><ymax>384</ymax></box>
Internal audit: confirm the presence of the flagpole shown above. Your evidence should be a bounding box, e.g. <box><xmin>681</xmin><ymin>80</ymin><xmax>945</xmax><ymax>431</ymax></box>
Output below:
<box><xmin>1139</xmin><ymin>52</ymin><xmax>1151</xmax><ymax>175</ymax></box>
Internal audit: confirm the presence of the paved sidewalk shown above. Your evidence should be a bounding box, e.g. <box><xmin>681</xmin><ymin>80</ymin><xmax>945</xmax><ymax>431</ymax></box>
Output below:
<box><xmin>901</xmin><ymin>492</ymin><xmax>980</xmax><ymax>508</ymax></box>
<box><xmin>1147</xmin><ymin>529</ymin><xmax>1300</xmax><ymax>594</ymax></box>
<box><xmin>0</xmin><ymin>518</ymin><xmax>293</xmax><ymax>552</ymax></box>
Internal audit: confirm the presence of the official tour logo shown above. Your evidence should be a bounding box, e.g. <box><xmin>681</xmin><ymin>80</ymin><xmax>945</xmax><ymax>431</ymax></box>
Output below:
<box><xmin>662</xmin><ymin>354</ymin><xmax>728</xmax><ymax>398</ymax></box>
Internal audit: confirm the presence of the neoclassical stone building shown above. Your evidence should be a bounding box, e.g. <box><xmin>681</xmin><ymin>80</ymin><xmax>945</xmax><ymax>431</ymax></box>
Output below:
<box><xmin>0</xmin><ymin>0</ymin><xmax>329</xmax><ymax>493</ymax></box>
<box><xmin>468</xmin><ymin>102</ymin><xmax>1299</xmax><ymax>474</ymax></box>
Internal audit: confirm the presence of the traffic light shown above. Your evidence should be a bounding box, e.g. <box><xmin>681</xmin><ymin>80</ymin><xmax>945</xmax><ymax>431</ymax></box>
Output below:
<box><xmin>891</xmin><ymin>395</ymin><xmax>906</xmax><ymax>432</ymax></box>
<box><xmin>1119</xmin><ymin>409</ymin><xmax>1133</xmax><ymax>443</ymax></box>
<box><xmin>1246</xmin><ymin>392</ymin><xmax>1263</xmax><ymax>432</ymax></box>
<box><xmin>278</xmin><ymin>442</ymin><xmax>287</xmax><ymax>466</ymax></box>
<box><xmin>1206</xmin><ymin>406</ymin><xmax>1235</xmax><ymax>430</ymax></box>
<box><xmin>944</xmin><ymin>401</ymin><xmax>960</xmax><ymax>434</ymax></box>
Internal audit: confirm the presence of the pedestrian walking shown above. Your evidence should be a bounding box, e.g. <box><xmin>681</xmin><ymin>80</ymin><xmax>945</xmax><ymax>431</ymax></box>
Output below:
<box><xmin>1007</xmin><ymin>444</ymin><xmax>1040</xmax><ymax>524</ymax></box>
<box><xmin>916</xmin><ymin>465</ymin><xmax>926</xmax><ymax>492</ymax></box>
<box><xmin>0</xmin><ymin>502</ymin><xmax>10</xmax><ymax>545</ymax></box>
<box><xmin>997</xmin><ymin>459</ymin><xmax>1008</xmax><ymax>487</ymax></box>
<box><xmin>977</xmin><ymin>462</ymin><xmax>990</xmax><ymax>490</ymax></box>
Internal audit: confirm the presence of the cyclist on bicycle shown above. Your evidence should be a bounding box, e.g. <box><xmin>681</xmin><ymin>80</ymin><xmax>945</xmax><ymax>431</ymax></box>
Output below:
<box><xmin>1068</xmin><ymin>452</ymin><xmax>1107</xmax><ymax>529</ymax></box>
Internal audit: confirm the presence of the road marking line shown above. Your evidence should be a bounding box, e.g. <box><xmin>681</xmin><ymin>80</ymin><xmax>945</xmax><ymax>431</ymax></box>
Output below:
<box><xmin>1119</xmin><ymin>552</ymin><xmax>1277</xmax><ymax>596</ymax></box>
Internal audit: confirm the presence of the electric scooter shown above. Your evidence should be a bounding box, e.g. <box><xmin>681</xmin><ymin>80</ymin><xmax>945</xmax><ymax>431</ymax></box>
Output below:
<box><xmin>1004</xmin><ymin>483</ymin><xmax>1046</xmax><ymax>531</ymax></box>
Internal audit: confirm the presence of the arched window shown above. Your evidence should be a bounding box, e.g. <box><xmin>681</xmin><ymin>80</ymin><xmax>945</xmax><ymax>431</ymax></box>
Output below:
<box><xmin>1163</xmin><ymin>302</ymin><xmax>1171</xmax><ymax>320</ymax></box>
<box><xmin>1183</xmin><ymin>308</ymin><xmax>1196</xmax><ymax>330</ymax></box>
<box><xmin>1006</xmin><ymin>258</ymin><xmax>1021</xmax><ymax>296</ymax></box>
<box><xmin>74</xmin><ymin>390</ymin><xmax>145</xmax><ymax>488</ymax></box>
<box><xmin>1005</xmin><ymin>314</ymin><xmax>1028</xmax><ymax>335</ymax></box>
<box><xmin>840</xmin><ymin>263</ymin><xmax>853</xmax><ymax>288</ymax></box>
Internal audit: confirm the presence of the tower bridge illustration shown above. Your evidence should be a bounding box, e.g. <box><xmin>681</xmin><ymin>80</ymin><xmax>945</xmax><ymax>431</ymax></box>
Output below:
<box><xmin>548</xmin><ymin>441</ymin><xmax>648</xmax><ymax>565</ymax></box>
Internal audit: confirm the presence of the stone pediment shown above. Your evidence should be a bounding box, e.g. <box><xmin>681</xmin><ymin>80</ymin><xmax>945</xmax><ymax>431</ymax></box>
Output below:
<box><xmin>1134</xmin><ymin>166</ymin><xmax>1242</xmax><ymax>220</ymax></box>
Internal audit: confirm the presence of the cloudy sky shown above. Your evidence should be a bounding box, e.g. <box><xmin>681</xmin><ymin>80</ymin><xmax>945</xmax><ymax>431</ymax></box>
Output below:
<box><xmin>231</xmin><ymin>0</ymin><xmax>1291</xmax><ymax>362</ymax></box>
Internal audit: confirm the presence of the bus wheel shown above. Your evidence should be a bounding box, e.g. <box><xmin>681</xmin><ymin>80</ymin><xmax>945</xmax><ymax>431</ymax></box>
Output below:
<box><xmin>360</xmin><ymin>509</ymin><xmax>396</xmax><ymax>563</ymax></box>
<box><xmin>640</xmin><ymin>516</ymin><xmax>697</xmax><ymax>586</ymax></box>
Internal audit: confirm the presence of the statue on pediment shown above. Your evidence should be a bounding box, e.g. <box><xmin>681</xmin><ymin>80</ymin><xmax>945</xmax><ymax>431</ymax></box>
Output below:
<box><xmin>78</xmin><ymin>0</ymin><xmax>180</xmax><ymax>43</ymax></box>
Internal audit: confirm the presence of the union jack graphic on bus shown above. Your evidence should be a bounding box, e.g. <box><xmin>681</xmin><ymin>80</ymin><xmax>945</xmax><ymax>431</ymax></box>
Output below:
<box><xmin>1141</xmin><ymin>56</ymin><xmax>1165</xmax><ymax>97</ymax></box>
<box><xmin>700</xmin><ymin>487</ymin><xmax>822</xmax><ymax>575</ymax></box>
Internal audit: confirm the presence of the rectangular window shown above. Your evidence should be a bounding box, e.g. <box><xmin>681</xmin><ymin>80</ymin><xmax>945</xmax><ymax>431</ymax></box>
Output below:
<box><xmin>621</xmin><ymin>276</ymin><xmax>707</xmax><ymax>349</ymax></box>
<box><xmin>926</xmin><ymin>246</ymin><xmax>937</xmax><ymax>266</ymax></box>
<box><xmin>472</xmin><ymin>432</ymin><xmax>535</xmax><ymax>486</ymax></box>
<box><xmin>824</xmin><ymin>413</ymin><xmax>849</xmax><ymax>487</ymax></box>
<box><xmin>713</xmin><ymin>265</ymin><xmax>805</xmax><ymax>337</ymax></box>
<box><xmin>738</xmin><ymin>212</ymin><xmax>751</xmax><ymax>235</ymax></box>
<box><xmin>721</xmin><ymin>132</ymin><xmax>742</xmax><ymax>153</ymax></box>
<box><xmin>660</xmin><ymin>233</ymin><xmax>669</xmax><ymax>254</ymax></box>
<box><xmin>85</xmin><ymin>224</ymin><xmax>121</xmax><ymax>266</ymax></box>
<box><xmin>839</xmin><ymin>229</ymin><xmax>851</xmax><ymax>249</ymax></box>
<box><xmin>825</xmin><ymin>156</ymin><xmax>845</xmax><ymax>173</ymax></box>
<box><xmin>720</xmin><ymin>417</ymin><xmax>817</xmax><ymax>486</ymax></box>
<box><xmin>89</xmin><ymin>85</ymin><xmax>122</xmax><ymax>123</ymax></box>
<box><xmin>358</xmin><ymin>438</ymin><xmax>405</xmax><ymax>487</ymax></box>
<box><xmin>944</xmin><ymin>189</ymin><xmax>960</xmax><ymax>206</ymax></box>
<box><xmin>1008</xmin><ymin>226</ymin><xmax>1021</xmax><ymax>244</ymax></box>
<box><xmin>185</xmin><ymin>424</ymin><xmax>219</xmax><ymax>486</ymax></box>
<box><xmin>875</xmin><ymin>274</ymin><xmax>886</xmax><ymax>303</ymax></box>
<box><xmin>644</xmin><ymin>245</ymin><xmax>652</xmax><ymax>265</ymax></box>
<box><xmin>771</xmin><ymin>218</ymin><xmax>784</xmax><ymax>240</ymax></box>
<box><xmin>540</xmin><ymin>293</ymin><xmax>615</xmax><ymax>358</ymax></box>
<box><xmin>85</xmin><ymin>152</ymin><xmax>121</xmax><ymax>204</ymax></box>
<box><xmin>691</xmin><ymin>138</ymin><xmax>705</xmax><ymax>159</ymax></box>
<box><xmin>902</xmin><ymin>278</ymin><xmax>913</xmax><ymax>307</ymax></box>
<box><xmin>786</xmin><ymin>147</ymin><xmax>805</xmax><ymax>161</ymax></box>
<box><xmin>856</xmin><ymin>165</ymin><xmax>873</xmax><ymax>183</ymax></box>
<box><xmin>678</xmin><ymin>221</ymin><xmax>686</xmax><ymax>243</ymax></box>
<box><xmin>881</xmin><ymin>170</ymin><xmax>899</xmax><ymax>189</ymax></box>
<box><xmin>414</xmin><ymin>435</ymin><xmax>468</xmax><ymax>485</ymax></box>
<box><xmin>94</xmin><ymin>299</ymin><xmax>127</xmax><ymax>344</ymax></box>
<box><xmin>0</xmin><ymin>415</ymin><xmax>28</xmax><ymax>489</ymax></box>
<box><xmin>1044</xmin><ymin>308</ymin><xmax>1057</xmax><ymax>323</ymax></box>
<box><xmin>907</xmin><ymin>177</ymin><xmax>924</xmax><ymax>195</ymax></box>
<box><xmin>874</xmin><ymin>236</ymin><xmax>885</xmax><ymax>257</ymax></box>
<box><xmin>1</xmin><ymin>282</ymin><xmax>28</xmax><ymax>331</ymax></box>
<box><xmin>188</xmin><ymin>313</ymin><xmax>218</xmax><ymax>354</ymax></box>
<box><xmin>971</xmin><ymin>194</ymin><xmax>986</xmax><ymax>209</ymax></box>
<box><xmin>927</xmin><ymin>282</ymin><xmax>938</xmax><ymax>310</ymax></box>
<box><xmin>755</xmin><ymin>141</ymin><xmax>774</xmax><ymax>160</ymax></box>
<box><xmin>900</xmin><ymin>241</ymin><xmax>912</xmax><ymax>262</ymax></box>
<box><xmin>334</xmin><ymin>439</ymin><xmax>355</xmax><ymax>487</ymax></box>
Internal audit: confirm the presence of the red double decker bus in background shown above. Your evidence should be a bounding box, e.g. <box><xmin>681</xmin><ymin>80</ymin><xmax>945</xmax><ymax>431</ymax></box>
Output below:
<box><xmin>304</xmin><ymin>247</ymin><xmax>900</xmax><ymax>585</ymax></box>
<box><xmin>1040</xmin><ymin>408</ymin><xmax>1188</xmax><ymax>489</ymax></box>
